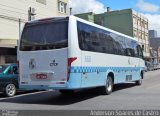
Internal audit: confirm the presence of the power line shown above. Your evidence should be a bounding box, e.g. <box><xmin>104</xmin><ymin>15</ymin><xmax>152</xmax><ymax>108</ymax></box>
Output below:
<box><xmin>0</xmin><ymin>14</ymin><xmax>26</xmax><ymax>22</ymax></box>
<box><xmin>0</xmin><ymin>6</ymin><xmax>54</xmax><ymax>19</ymax></box>
<box><xmin>0</xmin><ymin>3</ymin><xmax>27</xmax><ymax>12</ymax></box>
<box><xmin>0</xmin><ymin>12</ymin><xmax>26</xmax><ymax>21</ymax></box>
<box><xmin>0</xmin><ymin>3</ymin><xmax>59</xmax><ymax>18</ymax></box>
<box><xmin>0</xmin><ymin>3</ymin><xmax>65</xmax><ymax>22</ymax></box>
<box><xmin>0</xmin><ymin>7</ymin><xmax>28</xmax><ymax>15</ymax></box>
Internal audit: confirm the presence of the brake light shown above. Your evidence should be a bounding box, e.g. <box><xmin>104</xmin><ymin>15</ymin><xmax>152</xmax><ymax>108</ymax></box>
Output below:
<box><xmin>67</xmin><ymin>57</ymin><xmax>77</xmax><ymax>81</ymax></box>
<box><xmin>68</xmin><ymin>57</ymin><xmax>77</xmax><ymax>67</ymax></box>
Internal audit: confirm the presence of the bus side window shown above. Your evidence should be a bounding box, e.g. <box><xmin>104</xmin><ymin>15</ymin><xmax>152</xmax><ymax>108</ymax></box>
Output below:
<box><xmin>124</xmin><ymin>48</ymin><xmax>132</xmax><ymax>56</ymax></box>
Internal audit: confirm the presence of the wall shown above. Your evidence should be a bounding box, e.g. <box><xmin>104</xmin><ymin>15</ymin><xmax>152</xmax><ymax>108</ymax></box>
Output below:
<box><xmin>0</xmin><ymin>0</ymin><xmax>69</xmax><ymax>64</ymax></box>
<box><xmin>0</xmin><ymin>0</ymin><xmax>69</xmax><ymax>40</ymax></box>
<box><xmin>75</xmin><ymin>12</ymin><xmax>95</xmax><ymax>22</ymax></box>
<box><xmin>95</xmin><ymin>9</ymin><xmax>133</xmax><ymax>37</ymax></box>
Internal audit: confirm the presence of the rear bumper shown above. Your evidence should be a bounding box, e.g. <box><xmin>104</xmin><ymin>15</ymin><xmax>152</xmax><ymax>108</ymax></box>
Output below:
<box><xmin>20</xmin><ymin>85</ymin><xmax>65</xmax><ymax>90</ymax></box>
<box><xmin>19</xmin><ymin>83</ymin><xmax>80</xmax><ymax>90</ymax></box>
<box><xmin>20</xmin><ymin>73</ymin><xmax>82</xmax><ymax>90</ymax></box>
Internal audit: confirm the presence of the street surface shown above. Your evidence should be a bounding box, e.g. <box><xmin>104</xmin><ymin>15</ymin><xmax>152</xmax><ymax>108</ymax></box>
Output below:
<box><xmin>0</xmin><ymin>70</ymin><xmax>160</xmax><ymax>110</ymax></box>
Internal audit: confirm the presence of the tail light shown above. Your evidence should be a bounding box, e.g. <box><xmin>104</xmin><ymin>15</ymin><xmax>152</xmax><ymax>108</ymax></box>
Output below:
<box><xmin>67</xmin><ymin>57</ymin><xmax>77</xmax><ymax>81</ymax></box>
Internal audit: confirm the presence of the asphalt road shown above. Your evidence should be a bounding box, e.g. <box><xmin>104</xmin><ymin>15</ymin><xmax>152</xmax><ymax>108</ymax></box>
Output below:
<box><xmin>0</xmin><ymin>70</ymin><xmax>160</xmax><ymax>111</ymax></box>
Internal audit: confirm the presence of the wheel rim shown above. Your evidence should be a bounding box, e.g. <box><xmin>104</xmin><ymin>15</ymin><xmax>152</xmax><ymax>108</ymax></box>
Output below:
<box><xmin>6</xmin><ymin>84</ymin><xmax>16</xmax><ymax>96</ymax></box>
<box><xmin>107</xmin><ymin>78</ymin><xmax>112</xmax><ymax>92</ymax></box>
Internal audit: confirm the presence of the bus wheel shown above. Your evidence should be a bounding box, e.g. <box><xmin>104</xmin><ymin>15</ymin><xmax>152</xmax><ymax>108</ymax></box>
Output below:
<box><xmin>103</xmin><ymin>76</ymin><xmax>113</xmax><ymax>95</ymax></box>
<box><xmin>135</xmin><ymin>74</ymin><xmax>142</xmax><ymax>85</ymax></box>
<box><xmin>59</xmin><ymin>90</ymin><xmax>74</xmax><ymax>95</ymax></box>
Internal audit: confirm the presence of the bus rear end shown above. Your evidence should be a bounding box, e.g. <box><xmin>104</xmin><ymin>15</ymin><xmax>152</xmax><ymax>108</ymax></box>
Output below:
<box><xmin>19</xmin><ymin>17</ymin><xmax>70</xmax><ymax>90</ymax></box>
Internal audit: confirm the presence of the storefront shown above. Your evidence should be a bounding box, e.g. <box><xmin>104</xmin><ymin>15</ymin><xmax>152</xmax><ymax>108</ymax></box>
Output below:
<box><xmin>0</xmin><ymin>39</ymin><xmax>17</xmax><ymax>64</ymax></box>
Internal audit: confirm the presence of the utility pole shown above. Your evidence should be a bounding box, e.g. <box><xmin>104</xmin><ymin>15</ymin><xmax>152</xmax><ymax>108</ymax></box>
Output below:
<box><xmin>69</xmin><ymin>7</ymin><xmax>72</xmax><ymax>15</ymax></box>
<box><xmin>18</xmin><ymin>19</ymin><xmax>21</xmax><ymax>39</ymax></box>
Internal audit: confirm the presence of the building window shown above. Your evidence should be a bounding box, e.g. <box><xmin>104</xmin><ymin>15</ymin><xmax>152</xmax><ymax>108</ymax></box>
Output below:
<box><xmin>144</xmin><ymin>22</ymin><xmax>148</xmax><ymax>29</ymax></box>
<box><xmin>58</xmin><ymin>0</ymin><xmax>67</xmax><ymax>13</ymax></box>
<box><xmin>141</xmin><ymin>20</ymin><xmax>145</xmax><ymax>28</ymax></box>
<box><xmin>5</xmin><ymin>55</ymin><xmax>17</xmax><ymax>64</ymax></box>
<box><xmin>36</xmin><ymin>0</ymin><xmax>46</xmax><ymax>5</ymax></box>
<box><xmin>133</xmin><ymin>16</ymin><xmax>137</xmax><ymax>24</ymax></box>
<box><xmin>138</xmin><ymin>31</ymin><xmax>142</xmax><ymax>39</ymax></box>
<box><xmin>142</xmin><ymin>32</ymin><xmax>145</xmax><ymax>39</ymax></box>
<box><xmin>145</xmin><ymin>34</ymin><xmax>148</xmax><ymax>40</ymax></box>
<box><xmin>133</xmin><ymin>29</ymin><xmax>137</xmax><ymax>37</ymax></box>
<box><xmin>137</xmin><ymin>19</ymin><xmax>141</xmax><ymax>26</ymax></box>
<box><xmin>137</xmin><ymin>19</ymin><xmax>139</xmax><ymax>25</ymax></box>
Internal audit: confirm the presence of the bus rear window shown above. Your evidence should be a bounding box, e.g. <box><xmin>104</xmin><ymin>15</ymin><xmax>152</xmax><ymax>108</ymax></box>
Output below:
<box><xmin>20</xmin><ymin>19</ymin><xmax>68</xmax><ymax>51</ymax></box>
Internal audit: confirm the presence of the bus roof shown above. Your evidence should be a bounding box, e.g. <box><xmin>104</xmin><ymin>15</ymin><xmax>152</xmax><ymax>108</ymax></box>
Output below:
<box><xmin>27</xmin><ymin>17</ymin><xmax>69</xmax><ymax>25</ymax></box>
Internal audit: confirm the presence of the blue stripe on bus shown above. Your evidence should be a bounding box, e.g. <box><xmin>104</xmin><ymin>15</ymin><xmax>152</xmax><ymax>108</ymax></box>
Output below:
<box><xmin>70</xmin><ymin>66</ymin><xmax>144</xmax><ymax>73</ymax></box>
<box><xmin>20</xmin><ymin>67</ymin><xmax>144</xmax><ymax>90</ymax></box>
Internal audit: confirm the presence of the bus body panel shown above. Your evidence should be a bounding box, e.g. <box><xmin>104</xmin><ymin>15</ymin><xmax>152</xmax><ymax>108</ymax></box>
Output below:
<box><xmin>19</xmin><ymin>48</ymin><xmax>68</xmax><ymax>89</ymax></box>
<box><xmin>19</xmin><ymin>16</ymin><xmax>145</xmax><ymax>91</ymax></box>
<box><xmin>80</xmin><ymin>51</ymin><xmax>143</xmax><ymax>88</ymax></box>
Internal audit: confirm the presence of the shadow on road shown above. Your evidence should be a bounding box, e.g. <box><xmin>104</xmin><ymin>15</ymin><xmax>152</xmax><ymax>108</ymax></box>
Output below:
<box><xmin>0</xmin><ymin>90</ymin><xmax>40</xmax><ymax>98</ymax></box>
<box><xmin>113</xmin><ymin>83</ymin><xmax>136</xmax><ymax>92</ymax></box>
<box><xmin>0</xmin><ymin>83</ymin><xmax>136</xmax><ymax>105</ymax></box>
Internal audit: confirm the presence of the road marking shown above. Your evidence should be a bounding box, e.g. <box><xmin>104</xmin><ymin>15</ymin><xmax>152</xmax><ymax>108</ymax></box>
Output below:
<box><xmin>0</xmin><ymin>90</ymin><xmax>53</xmax><ymax>101</ymax></box>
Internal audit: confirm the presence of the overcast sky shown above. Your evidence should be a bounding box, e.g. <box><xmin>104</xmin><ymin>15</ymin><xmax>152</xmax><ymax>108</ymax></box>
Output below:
<box><xmin>69</xmin><ymin>0</ymin><xmax>160</xmax><ymax>37</ymax></box>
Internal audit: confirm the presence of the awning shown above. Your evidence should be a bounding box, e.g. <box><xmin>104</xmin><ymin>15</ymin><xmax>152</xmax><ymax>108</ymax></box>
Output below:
<box><xmin>0</xmin><ymin>44</ymin><xmax>17</xmax><ymax>48</ymax></box>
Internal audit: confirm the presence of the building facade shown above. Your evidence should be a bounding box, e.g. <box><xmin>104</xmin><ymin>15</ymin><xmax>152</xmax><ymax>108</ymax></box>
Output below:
<box><xmin>150</xmin><ymin>37</ymin><xmax>160</xmax><ymax>64</ymax></box>
<box><xmin>75</xmin><ymin>12</ymin><xmax>95</xmax><ymax>23</ymax></box>
<box><xmin>0</xmin><ymin>0</ymin><xmax>69</xmax><ymax>64</ymax></box>
<box><xmin>149</xmin><ymin>30</ymin><xmax>158</xmax><ymax>38</ymax></box>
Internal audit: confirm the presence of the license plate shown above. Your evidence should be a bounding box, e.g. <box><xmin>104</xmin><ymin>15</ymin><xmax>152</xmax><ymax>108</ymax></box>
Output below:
<box><xmin>36</xmin><ymin>73</ymin><xmax>47</xmax><ymax>79</ymax></box>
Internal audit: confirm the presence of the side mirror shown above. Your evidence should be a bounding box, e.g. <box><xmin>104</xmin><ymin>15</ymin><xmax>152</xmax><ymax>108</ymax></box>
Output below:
<box><xmin>13</xmin><ymin>67</ymin><xmax>18</xmax><ymax>74</ymax></box>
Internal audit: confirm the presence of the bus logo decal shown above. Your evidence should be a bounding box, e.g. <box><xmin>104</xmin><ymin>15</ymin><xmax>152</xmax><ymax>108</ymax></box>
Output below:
<box><xmin>29</xmin><ymin>59</ymin><xmax>36</xmax><ymax>69</ymax></box>
<box><xmin>50</xmin><ymin>60</ymin><xmax>58</xmax><ymax>66</ymax></box>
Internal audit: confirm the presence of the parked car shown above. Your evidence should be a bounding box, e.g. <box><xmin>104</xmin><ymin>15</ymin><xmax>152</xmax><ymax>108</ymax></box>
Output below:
<box><xmin>145</xmin><ymin>61</ymin><xmax>154</xmax><ymax>71</ymax></box>
<box><xmin>153</xmin><ymin>64</ymin><xmax>160</xmax><ymax>70</ymax></box>
<box><xmin>0</xmin><ymin>64</ymin><xmax>18</xmax><ymax>97</ymax></box>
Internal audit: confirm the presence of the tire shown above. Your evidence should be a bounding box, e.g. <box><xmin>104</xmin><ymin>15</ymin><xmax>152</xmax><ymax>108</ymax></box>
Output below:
<box><xmin>135</xmin><ymin>73</ymin><xmax>143</xmax><ymax>86</ymax></box>
<box><xmin>59</xmin><ymin>90</ymin><xmax>74</xmax><ymax>95</ymax></box>
<box><xmin>4</xmin><ymin>84</ymin><xmax>16</xmax><ymax>97</ymax></box>
<box><xmin>102</xmin><ymin>76</ymin><xmax>113</xmax><ymax>95</ymax></box>
<box><xmin>136</xmin><ymin>79</ymin><xmax>142</xmax><ymax>85</ymax></box>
